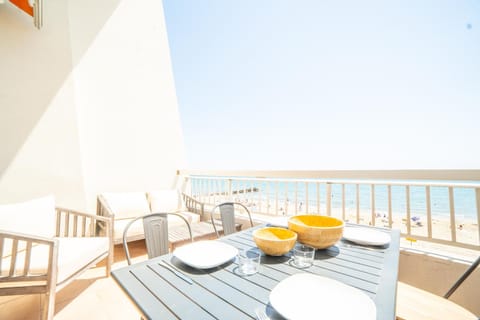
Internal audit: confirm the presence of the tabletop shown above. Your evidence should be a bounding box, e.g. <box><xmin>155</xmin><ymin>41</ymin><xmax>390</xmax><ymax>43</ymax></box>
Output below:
<box><xmin>112</xmin><ymin>224</ymin><xmax>400</xmax><ymax>320</ymax></box>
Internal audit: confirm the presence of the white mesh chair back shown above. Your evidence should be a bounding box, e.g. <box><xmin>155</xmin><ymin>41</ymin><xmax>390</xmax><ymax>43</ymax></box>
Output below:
<box><xmin>123</xmin><ymin>213</ymin><xmax>192</xmax><ymax>265</ymax></box>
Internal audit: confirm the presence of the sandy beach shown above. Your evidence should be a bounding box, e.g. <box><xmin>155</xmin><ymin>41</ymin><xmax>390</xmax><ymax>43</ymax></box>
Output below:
<box><xmin>219</xmin><ymin>194</ymin><xmax>480</xmax><ymax>249</ymax></box>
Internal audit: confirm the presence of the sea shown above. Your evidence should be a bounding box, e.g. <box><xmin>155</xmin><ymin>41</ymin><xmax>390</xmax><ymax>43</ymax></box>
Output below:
<box><xmin>190</xmin><ymin>178</ymin><xmax>480</xmax><ymax>221</ymax></box>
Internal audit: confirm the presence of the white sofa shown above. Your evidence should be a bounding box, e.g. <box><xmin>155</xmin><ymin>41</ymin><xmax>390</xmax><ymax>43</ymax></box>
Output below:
<box><xmin>97</xmin><ymin>190</ymin><xmax>206</xmax><ymax>244</ymax></box>
<box><xmin>0</xmin><ymin>195</ymin><xmax>113</xmax><ymax>320</ymax></box>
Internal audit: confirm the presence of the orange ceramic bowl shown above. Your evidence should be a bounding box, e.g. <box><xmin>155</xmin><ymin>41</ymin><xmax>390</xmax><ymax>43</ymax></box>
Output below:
<box><xmin>253</xmin><ymin>227</ymin><xmax>298</xmax><ymax>256</ymax></box>
<box><xmin>288</xmin><ymin>215</ymin><xmax>344</xmax><ymax>249</ymax></box>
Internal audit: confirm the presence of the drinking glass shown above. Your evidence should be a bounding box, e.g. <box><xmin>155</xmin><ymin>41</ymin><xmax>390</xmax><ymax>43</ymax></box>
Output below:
<box><xmin>293</xmin><ymin>244</ymin><xmax>315</xmax><ymax>268</ymax></box>
<box><xmin>237</xmin><ymin>249</ymin><xmax>261</xmax><ymax>275</ymax></box>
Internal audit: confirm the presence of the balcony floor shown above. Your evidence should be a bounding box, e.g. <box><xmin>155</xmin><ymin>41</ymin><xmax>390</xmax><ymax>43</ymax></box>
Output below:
<box><xmin>1</xmin><ymin>239</ymin><xmax>477</xmax><ymax>320</ymax></box>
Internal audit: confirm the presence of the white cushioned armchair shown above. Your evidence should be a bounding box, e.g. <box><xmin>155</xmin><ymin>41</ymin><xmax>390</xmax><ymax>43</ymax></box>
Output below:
<box><xmin>0</xmin><ymin>195</ymin><xmax>113</xmax><ymax>320</ymax></box>
<box><xmin>96</xmin><ymin>190</ymin><xmax>205</xmax><ymax>244</ymax></box>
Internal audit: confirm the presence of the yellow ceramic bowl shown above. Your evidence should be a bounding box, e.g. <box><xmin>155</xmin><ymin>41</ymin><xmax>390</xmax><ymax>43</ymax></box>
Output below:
<box><xmin>288</xmin><ymin>215</ymin><xmax>344</xmax><ymax>249</ymax></box>
<box><xmin>253</xmin><ymin>227</ymin><xmax>298</xmax><ymax>256</ymax></box>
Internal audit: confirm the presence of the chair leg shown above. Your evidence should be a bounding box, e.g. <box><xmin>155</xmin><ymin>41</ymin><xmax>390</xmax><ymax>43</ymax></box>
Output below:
<box><xmin>43</xmin><ymin>268</ymin><xmax>57</xmax><ymax>320</ymax></box>
<box><xmin>107</xmin><ymin>230</ymin><xmax>114</xmax><ymax>277</ymax></box>
<box><xmin>106</xmin><ymin>252</ymin><xmax>113</xmax><ymax>276</ymax></box>
<box><xmin>41</xmin><ymin>291</ymin><xmax>56</xmax><ymax>320</ymax></box>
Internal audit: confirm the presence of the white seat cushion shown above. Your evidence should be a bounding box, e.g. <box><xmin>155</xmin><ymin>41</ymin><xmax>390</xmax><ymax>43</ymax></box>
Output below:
<box><xmin>0</xmin><ymin>237</ymin><xmax>109</xmax><ymax>284</ymax></box>
<box><xmin>55</xmin><ymin>237</ymin><xmax>109</xmax><ymax>283</ymax></box>
<box><xmin>175</xmin><ymin>211</ymin><xmax>201</xmax><ymax>225</ymax></box>
<box><xmin>101</xmin><ymin>192</ymin><xmax>151</xmax><ymax>220</ymax></box>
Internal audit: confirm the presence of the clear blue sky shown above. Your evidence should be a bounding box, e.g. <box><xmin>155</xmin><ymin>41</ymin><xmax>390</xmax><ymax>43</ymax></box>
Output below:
<box><xmin>162</xmin><ymin>1</ymin><xmax>480</xmax><ymax>170</ymax></box>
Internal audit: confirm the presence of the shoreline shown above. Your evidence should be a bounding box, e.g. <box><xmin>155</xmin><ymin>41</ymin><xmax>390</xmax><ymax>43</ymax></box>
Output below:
<box><xmin>223</xmin><ymin>196</ymin><xmax>480</xmax><ymax>247</ymax></box>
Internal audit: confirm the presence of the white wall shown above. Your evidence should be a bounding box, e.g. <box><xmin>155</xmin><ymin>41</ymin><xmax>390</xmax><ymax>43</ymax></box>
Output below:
<box><xmin>0</xmin><ymin>0</ymin><xmax>185</xmax><ymax>212</ymax></box>
<box><xmin>399</xmin><ymin>250</ymin><xmax>480</xmax><ymax>316</ymax></box>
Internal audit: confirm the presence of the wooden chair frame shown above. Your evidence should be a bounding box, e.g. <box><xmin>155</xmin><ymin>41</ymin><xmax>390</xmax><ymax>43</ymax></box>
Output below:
<box><xmin>0</xmin><ymin>207</ymin><xmax>113</xmax><ymax>320</ymax></box>
<box><xmin>96</xmin><ymin>192</ymin><xmax>205</xmax><ymax>245</ymax></box>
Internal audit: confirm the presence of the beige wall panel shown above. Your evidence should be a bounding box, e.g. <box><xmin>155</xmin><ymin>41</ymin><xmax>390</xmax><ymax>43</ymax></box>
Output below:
<box><xmin>399</xmin><ymin>250</ymin><xmax>480</xmax><ymax>316</ymax></box>
<box><xmin>70</xmin><ymin>0</ymin><xmax>185</xmax><ymax>210</ymax></box>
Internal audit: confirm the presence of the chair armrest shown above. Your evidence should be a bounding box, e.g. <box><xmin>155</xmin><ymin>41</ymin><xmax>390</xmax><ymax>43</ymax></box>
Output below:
<box><xmin>0</xmin><ymin>229</ymin><xmax>55</xmax><ymax>247</ymax></box>
<box><xmin>0</xmin><ymin>230</ymin><xmax>58</xmax><ymax>291</ymax></box>
<box><xmin>54</xmin><ymin>207</ymin><xmax>114</xmax><ymax>274</ymax></box>
<box><xmin>95</xmin><ymin>195</ymin><xmax>117</xmax><ymax>238</ymax></box>
<box><xmin>182</xmin><ymin>193</ymin><xmax>205</xmax><ymax>220</ymax></box>
<box><xmin>96</xmin><ymin>195</ymin><xmax>115</xmax><ymax>218</ymax></box>
<box><xmin>55</xmin><ymin>207</ymin><xmax>113</xmax><ymax>239</ymax></box>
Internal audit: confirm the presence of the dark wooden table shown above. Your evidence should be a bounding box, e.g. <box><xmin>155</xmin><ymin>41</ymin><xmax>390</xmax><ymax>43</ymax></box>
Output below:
<box><xmin>112</xmin><ymin>224</ymin><xmax>400</xmax><ymax>320</ymax></box>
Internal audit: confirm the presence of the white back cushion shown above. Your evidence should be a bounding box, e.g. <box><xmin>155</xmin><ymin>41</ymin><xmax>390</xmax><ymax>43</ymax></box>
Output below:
<box><xmin>148</xmin><ymin>189</ymin><xmax>181</xmax><ymax>213</ymax></box>
<box><xmin>101</xmin><ymin>192</ymin><xmax>150</xmax><ymax>220</ymax></box>
<box><xmin>0</xmin><ymin>195</ymin><xmax>56</xmax><ymax>238</ymax></box>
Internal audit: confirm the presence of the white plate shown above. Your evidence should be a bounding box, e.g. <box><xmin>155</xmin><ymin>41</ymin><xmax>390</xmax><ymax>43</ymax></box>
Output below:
<box><xmin>173</xmin><ymin>240</ymin><xmax>238</xmax><ymax>269</ymax></box>
<box><xmin>266</xmin><ymin>216</ymin><xmax>289</xmax><ymax>228</ymax></box>
<box><xmin>343</xmin><ymin>227</ymin><xmax>391</xmax><ymax>246</ymax></box>
<box><xmin>270</xmin><ymin>273</ymin><xmax>376</xmax><ymax>320</ymax></box>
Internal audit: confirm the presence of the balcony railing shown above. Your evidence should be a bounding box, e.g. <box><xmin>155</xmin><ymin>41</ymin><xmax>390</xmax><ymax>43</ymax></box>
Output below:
<box><xmin>179</xmin><ymin>170</ymin><xmax>480</xmax><ymax>251</ymax></box>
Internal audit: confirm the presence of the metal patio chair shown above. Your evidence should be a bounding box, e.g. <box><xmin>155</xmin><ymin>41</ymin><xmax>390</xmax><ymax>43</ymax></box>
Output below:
<box><xmin>210</xmin><ymin>202</ymin><xmax>254</xmax><ymax>238</ymax></box>
<box><xmin>444</xmin><ymin>255</ymin><xmax>480</xmax><ymax>300</ymax></box>
<box><xmin>122</xmin><ymin>213</ymin><xmax>193</xmax><ymax>265</ymax></box>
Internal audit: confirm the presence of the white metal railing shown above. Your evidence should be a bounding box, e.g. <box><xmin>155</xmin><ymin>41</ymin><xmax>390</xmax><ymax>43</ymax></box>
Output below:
<box><xmin>178</xmin><ymin>170</ymin><xmax>480</xmax><ymax>251</ymax></box>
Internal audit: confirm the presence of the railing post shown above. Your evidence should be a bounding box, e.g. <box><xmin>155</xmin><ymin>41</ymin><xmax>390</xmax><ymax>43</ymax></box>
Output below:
<box><xmin>275</xmin><ymin>182</ymin><xmax>279</xmax><ymax>215</ymax></box>
<box><xmin>476</xmin><ymin>187</ymin><xmax>480</xmax><ymax>247</ymax></box>
<box><xmin>371</xmin><ymin>185</ymin><xmax>376</xmax><ymax>226</ymax></box>
<box><xmin>406</xmin><ymin>185</ymin><xmax>411</xmax><ymax>235</ymax></box>
<box><xmin>326</xmin><ymin>183</ymin><xmax>332</xmax><ymax>216</ymax></box>
<box><xmin>426</xmin><ymin>186</ymin><xmax>432</xmax><ymax>239</ymax></box>
<box><xmin>250</xmin><ymin>180</ymin><xmax>255</xmax><ymax>213</ymax></box>
<box><xmin>208</xmin><ymin>179</ymin><xmax>212</xmax><ymax>204</ymax></box>
<box><xmin>305</xmin><ymin>182</ymin><xmax>309</xmax><ymax>214</ymax></box>
<box><xmin>266</xmin><ymin>182</ymin><xmax>270</xmax><ymax>214</ymax></box>
<box><xmin>355</xmin><ymin>184</ymin><xmax>360</xmax><ymax>224</ymax></box>
<box><xmin>228</xmin><ymin>179</ymin><xmax>233</xmax><ymax>201</ymax></box>
<box><xmin>449</xmin><ymin>187</ymin><xmax>457</xmax><ymax>242</ymax></box>
<box><xmin>317</xmin><ymin>182</ymin><xmax>321</xmax><ymax>214</ymax></box>
<box><xmin>180</xmin><ymin>175</ymin><xmax>189</xmax><ymax>195</ymax></box>
<box><xmin>295</xmin><ymin>182</ymin><xmax>298</xmax><ymax>215</ymax></box>
<box><xmin>285</xmin><ymin>181</ymin><xmax>289</xmax><ymax>216</ymax></box>
<box><xmin>387</xmin><ymin>185</ymin><xmax>393</xmax><ymax>227</ymax></box>
<box><xmin>258</xmin><ymin>182</ymin><xmax>263</xmax><ymax>213</ymax></box>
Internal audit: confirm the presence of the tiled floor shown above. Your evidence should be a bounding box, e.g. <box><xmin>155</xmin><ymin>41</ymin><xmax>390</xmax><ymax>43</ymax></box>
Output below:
<box><xmin>0</xmin><ymin>241</ymin><xmax>149</xmax><ymax>320</ymax></box>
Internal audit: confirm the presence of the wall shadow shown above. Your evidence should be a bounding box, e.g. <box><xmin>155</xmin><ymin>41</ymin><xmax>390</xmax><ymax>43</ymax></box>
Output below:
<box><xmin>0</xmin><ymin>0</ymin><xmax>122</xmax><ymax>180</ymax></box>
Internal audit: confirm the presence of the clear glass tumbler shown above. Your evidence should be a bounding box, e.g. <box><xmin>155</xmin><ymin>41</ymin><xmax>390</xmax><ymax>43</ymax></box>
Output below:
<box><xmin>238</xmin><ymin>249</ymin><xmax>261</xmax><ymax>275</ymax></box>
<box><xmin>293</xmin><ymin>243</ymin><xmax>315</xmax><ymax>268</ymax></box>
